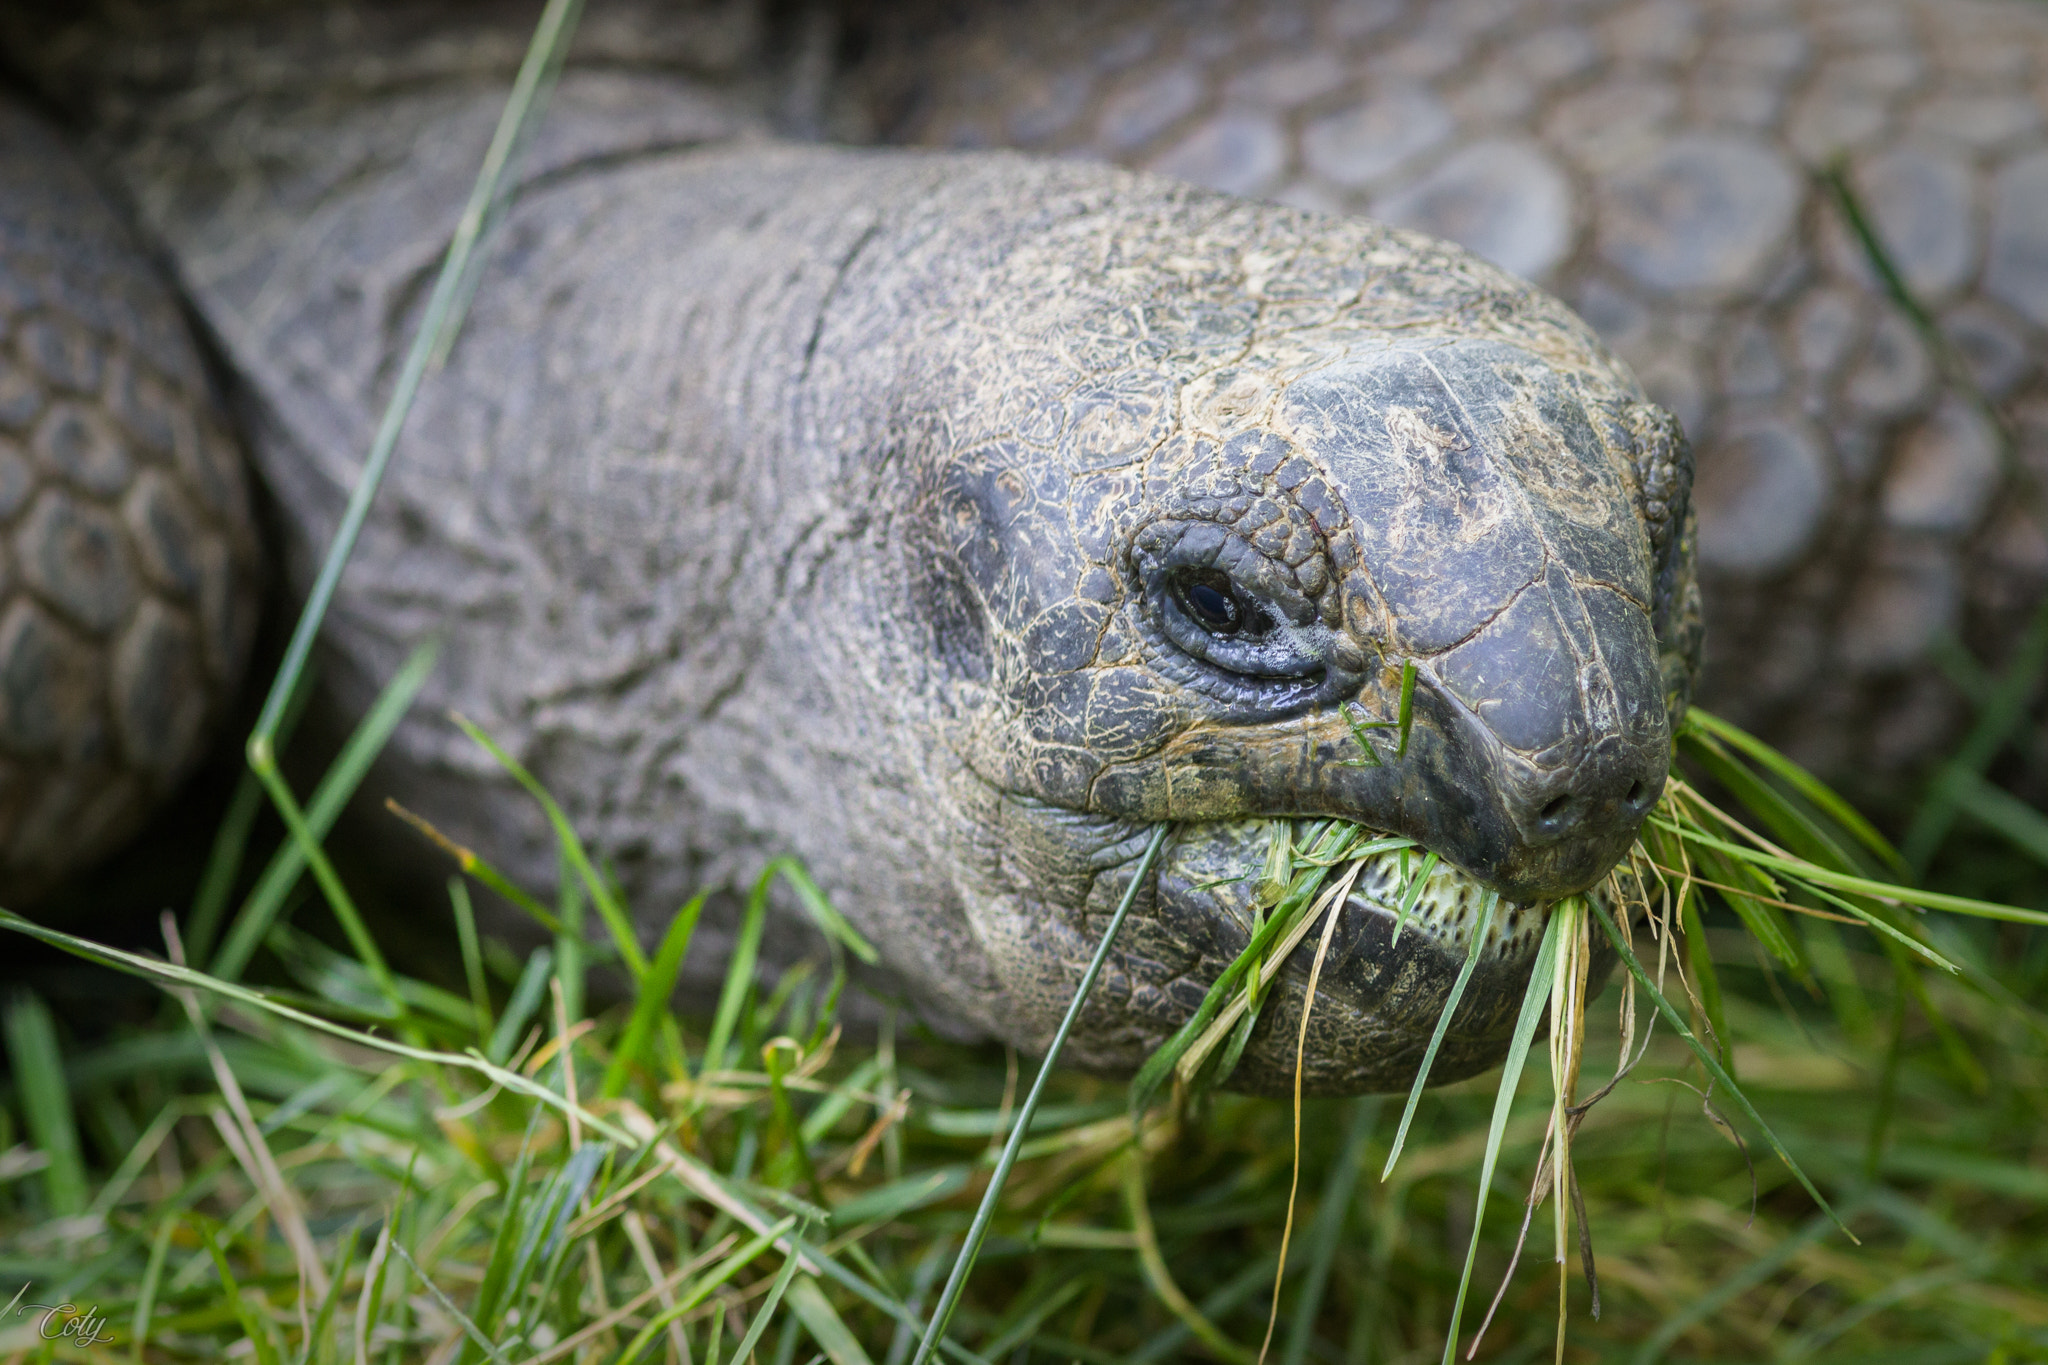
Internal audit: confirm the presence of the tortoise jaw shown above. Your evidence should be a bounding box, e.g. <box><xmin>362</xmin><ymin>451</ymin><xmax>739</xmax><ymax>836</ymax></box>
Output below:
<box><xmin>947</xmin><ymin>777</ymin><xmax>1634</xmax><ymax>1094</ymax></box>
<box><xmin>1094</xmin><ymin>643</ymin><xmax>1667</xmax><ymax>907</ymax></box>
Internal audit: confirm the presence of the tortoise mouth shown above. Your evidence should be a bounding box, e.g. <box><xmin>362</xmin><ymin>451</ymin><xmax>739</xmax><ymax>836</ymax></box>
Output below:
<box><xmin>1313</xmin><ymin>839</ymin><xmax>1556</xmax><ymax>956</ymax></box>
<box><xmin>1141</xmin><ymin>818</ymin><xmax>1615</xmax><ymax>1095</ymax></box>
<box><xmin>1185</xmin><ymin>822</ymin><xmax>1565</xmax><ymax>978</ymax></box>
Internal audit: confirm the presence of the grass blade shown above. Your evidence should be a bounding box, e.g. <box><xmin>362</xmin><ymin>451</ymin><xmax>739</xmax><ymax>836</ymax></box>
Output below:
<box><xmin>488</xmin><ymin>946</ymin><xmax>554</xmax><ymax>1065</ymax></box>
<box><xmin>1778</xmin><ymin>876</ymin><xmax>1960</xmax><ymax>975</ymax></box>
<box><xmin>1590</xmin><ymin>902</ymin><xmax>1854</xmax><ymax>1239</ymax></box>
<box><xmin>199</xmin><ymin>1218</ymin><xmax>285</xmax><ymax>1365</ymax></box>
<box><xmin>1390</xmin><ymin>850</ymin><xmax>1440</xmax><ymax>946</ymax></box>
<box><xmin>130</xmin><ymin>1216</ymin><xmax>177</xmax><ymax>1361</ymax></box>
<box><xmin>788</xmin><ymin>1274</ymin><xmax>878</xmax><ymax>1365</ymax></box>
<box><xmin>1695</xmin><ymin>846</ymin><xmax>1809</xmax><ymax>981</ymax></box>
<box><xmin>354</xmin><ymin>1219</ymin><xmax>395</xmax><ymax>1365</ymax></box>
<box><xmin>1258</xmin><ymin>858</ymin><xmax>1355</xmax><ymax>1364</ymax></box>
<box><xmin>1680</xmin><ymin>733</ymin><xmax>1851</xmax><ymax>870</ymax></box>
<box><xmin>296</xmin><ymin>1222</ymin><xmax>361</xmax><ymax>1365</ymax></box>
<box><xmin>1207</xmin><ymin>990</ymin><xmax>1268</xmax><ymax>1094</ymax></box>
<box><xmin>389</xmin><ymin>1239</ymin><xmax>518</xmax><ymax>1365</ymax></box>
<box><xmin>704</xmin><ymin>871</ymin><xmax>776</xmax><ymax>1079</ymax></box>
<box><xmin>214</xmin><ymin>639</ymin><xmax>440</xmax><ymax>981</ymax></box>
<box><xmin>188</xmin><ymin>674</ymin><xmax>320</xmax><ymax>965</ymax></box>
<box><xmin>1682</xmin><ymin>710</ymin><xmax>1906</xmax><ymax>877</ymax></box>
<box><xmin>1441</xmin><ymin>908</ymin><xmax>1562</xmax><ymax>1365</ymax></box>
<box><xmin>908</xmin><ymin>824</ymin><xmax>1169</xmax><ymax>1365</ymax></box>
<box><xmin>386</xmin><ymin>798</ymin><xmax>564</xmax><ymax>934</ymax></box>
<box><xmin>1280</xmin><ymin>1097</ymin><xmax>1382</xmax><ymax>1365</ymax></box>
<box><xmin>833</xmin><ymin>1167</ymin><xmax>972</xmax><ymax>1228</ymax></box>
<box><xmin>768</xmin><ymin>857</ymin><xmax>880</xmax><ymax>965</ymax></box>
<box><xmin>1651</xmin><ymin>819</ymin><xmax>2048</xmax><ymax>927</ymax></box>
<box><xmin>244</xmin><ymin>0</ymin><xmax>585</xmax><ymax>756</ymax></box>
<box><xmin>450</xmin><ymin>877</ymin><xmax>495</xmax><ymax>1043</ymax></box>
<box><xmin>1903</xmin><ymin>599</ymin><xmax>2048</xmax><ymax>871</ymax></box>
<box><xmin>1341</xmin><ymin>704</ymin><xmax>1388</xmax><ymax>766</ymax></box>
<box><xmin>602</xmin><ymin>894</ymin><xmax>705</xmax><ymax>1099</ymax></box>
<box><xmin>1948</xmin><ymin>768</ymin><xmax>2048</xmax><ymax>868</ymax></box>
<box><xmin>250</xmin><ymin>761</ymin><xmax>407</xmax><ymax>1013</ymax></box>
<box><xmin>1384</xmin><ymin>891</ymin><xmax>1497</xmax><ymax>1179</ymax></box>
<box><xmin>2</xmin><ymin>990</ymin><xmax>88</xmax><ymax>1217</ymax></box>
<box><xmin>183</xmin><ymin>771</ymin><xmax>266</xmax><ymax>969</ymax></box>
<box><xmin>452</xmin><ymin>712</ymin><xmax>648</xmax><ymax>977</ymax></box>
<box><xmin>1675</xmin><ymin>891</ymin><xmax>1732</xmax><ymax>1070</ymax></box>
<box><xmin>1125</xmin><ymin>1148</ymin><xmax>1257</xmax><ymax>1365</ymax></box>
<box><xmin>553</xmin><ymin>844</ymin><xmax>586</xmax><ymax>1027</ymax></box>
<box><xmin>1256</xmin><ymin>821</ymin><xmax>1294</xmax><ymax>907</ymax></box>
<box><xmin>885</xmin><ymin>1240</ymin><xmax>952</xmax><ymax>1365</ymax></box>
<box><xmin>765</xmin><ymin>1038</ymin><xmax>825</xmax><ymax>1206</ymax></box>
<box><xmin>728</xmin><ymin>1229</ymin><xmax>811</xmax><ymax>1365</ymax></box>
<box><xmin>1396</xmin><ymin>658</ymin><xmax>1418</xmax><ymax>757</ymax></box>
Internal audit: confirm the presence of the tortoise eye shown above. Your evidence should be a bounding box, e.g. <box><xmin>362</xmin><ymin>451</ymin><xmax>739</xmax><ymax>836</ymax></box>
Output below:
<box><xmin>1179</xmin><ymin>572</ymin><xmax>1243</xmax><ymax>633</ymax></box>
<box><xmin>1172</xmin><ymin>569</ymin><xmax>1267</xmax><ymax>638</ymax></box>
<box><xmin>1134</xmin><ymin>522</ymin><xmax>1332</xmax><ymax>693</ymax></box>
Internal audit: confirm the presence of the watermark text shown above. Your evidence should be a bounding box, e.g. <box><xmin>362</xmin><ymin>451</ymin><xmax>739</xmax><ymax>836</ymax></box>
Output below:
<box><xmin>3</xmin><ymin>1281</ymin><xmax>117</xmax><ymax>1348</ymax></box>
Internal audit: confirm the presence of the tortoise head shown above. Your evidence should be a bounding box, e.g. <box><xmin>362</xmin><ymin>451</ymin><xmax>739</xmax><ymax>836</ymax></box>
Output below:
<box><xmin>890</xmin><ymin>177</ymin><xmax>1700</xmax><ymax>1090</ymax></box>
<box><xmin>1084</xmin><ymin>336</ymin><xmax>1687</xmax><ymax>906</ymax></box>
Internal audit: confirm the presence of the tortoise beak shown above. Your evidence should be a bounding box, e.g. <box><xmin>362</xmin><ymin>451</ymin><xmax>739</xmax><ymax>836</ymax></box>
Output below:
<box><xmin>1273</xmin><ymin>337</ymin><xmax>1672</xmax><ymax>901</ymax></box>
<box><xmin>1318</xmin><ymin>564</ymin><xmax>1670</xmax><ymax>903</ymax></box>
<box><xmin>1425</xmin><ymin>558</ymin><xmax>1669</xmax><ymax>900</ymax></box>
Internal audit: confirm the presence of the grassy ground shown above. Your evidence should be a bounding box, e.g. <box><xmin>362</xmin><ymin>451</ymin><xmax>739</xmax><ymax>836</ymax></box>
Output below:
<box><xmin>0</xmin><ymin>680</ymin><xmax>2043</xmax><ymax>1365</ymax></box>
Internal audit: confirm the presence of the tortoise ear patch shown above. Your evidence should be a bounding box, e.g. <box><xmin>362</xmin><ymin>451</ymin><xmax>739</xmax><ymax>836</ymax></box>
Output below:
<box><xmin>913</xmin><ymin>555</ymin><xmax>989</xmax><ymax>683</ymax></box>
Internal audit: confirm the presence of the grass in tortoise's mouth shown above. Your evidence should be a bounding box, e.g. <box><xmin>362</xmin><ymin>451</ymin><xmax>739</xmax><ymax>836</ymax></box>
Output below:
<box><xmin>1143</xmin><ymin>821</ymin><xmax>1538</xmax><ymax>1111</ymax></box>
<box><xmin>1136</xmin><ymin>704</ymin><xmax>2010</xmax><ymax>1364</ymax></box>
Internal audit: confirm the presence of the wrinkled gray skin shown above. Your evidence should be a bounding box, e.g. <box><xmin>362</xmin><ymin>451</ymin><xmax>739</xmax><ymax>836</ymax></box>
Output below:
<box><xmin>0</xmin><ymin>1</ymin><xmax>1702</xmax><ymax>1092</ymax></box>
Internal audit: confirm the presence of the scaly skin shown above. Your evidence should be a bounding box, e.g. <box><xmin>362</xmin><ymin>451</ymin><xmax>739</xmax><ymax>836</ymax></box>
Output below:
<box><xmin>0</xmin><ymin>99</ymin><xmax>258</xmax><ymax>903</ymax></box>
<box><xmin>859</xmin><ymin>0</ymin><xmax>2048</xmax><ymax>790</ymax></box>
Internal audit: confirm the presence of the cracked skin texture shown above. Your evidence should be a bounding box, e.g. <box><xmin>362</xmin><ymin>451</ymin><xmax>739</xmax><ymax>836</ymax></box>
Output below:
<box><xmin>1</xmin><ymin>7</ymin><xmax>1698</xmax><ymax>1092</ymax></box>
<box><xmin>863</xmin><ymin>0</ymin><xmax>2048</xmax><ymax>795</ymax></box>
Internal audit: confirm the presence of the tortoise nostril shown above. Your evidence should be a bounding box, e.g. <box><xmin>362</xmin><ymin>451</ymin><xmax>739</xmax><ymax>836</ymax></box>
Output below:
<box><xmin>1625</xmin><ymin>779</ymin><xmax>1645</xmax><ymax>807</ymax></box>
<box><xmin>1539</xmin><ymin>794</ymin><xmax>1571</xmax><ymax>822</ymax></box>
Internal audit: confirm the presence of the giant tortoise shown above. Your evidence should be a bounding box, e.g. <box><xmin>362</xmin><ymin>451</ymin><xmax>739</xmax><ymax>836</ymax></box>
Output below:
<box><xmin>0</xmin><ymin>0</ymin><xmax>2040</xmax><ymax>1091</ymax></box>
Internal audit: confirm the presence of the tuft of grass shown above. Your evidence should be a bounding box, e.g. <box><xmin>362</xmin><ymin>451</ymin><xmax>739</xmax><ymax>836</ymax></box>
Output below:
<box><xmin>1</xmin><ymin>991</ymin><xmax>87</xmax><ymax>1220</ymax></box>
<box><xmin>4</xmin><ymin>817</ymin><xmax>2047</xmax><ymax>1364</ymax></box>
<box><xmin>1115</xmin><ymin>701</ymin><xmax>2048</xmax><ymax>1360</ymax></box>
